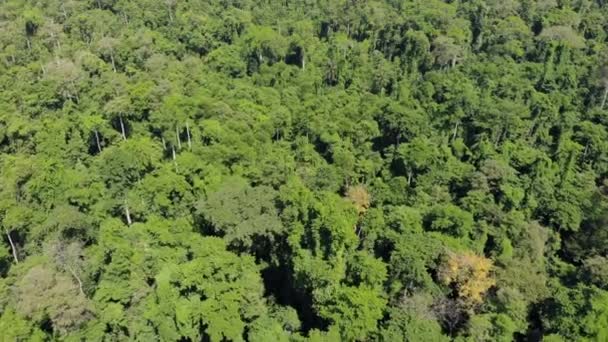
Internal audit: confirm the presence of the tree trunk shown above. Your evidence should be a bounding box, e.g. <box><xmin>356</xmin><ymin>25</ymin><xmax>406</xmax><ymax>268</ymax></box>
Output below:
<box><xmin>119</xmin><ymin>115</ymin><xmax>126</xmax><ymax>140</ymax></box>
<box><xmin>494</xmin><ymin>127</ymin><xmax>505</xmax><ymax>147</ymax></box>
<box><xmin>167</xmin><ymin>6</ymin><xmax>173</xmax><ymax>22</ymax></box>
<box><xmin>68</xmin><ymin>267</ymin><xmax>84</xmax><ymax>295</ymax></box>
<box><xmin>110</xmin><ymin>52</ymin><xmax>116</xmax><ymax>73</ymax></box>
<box><xmin>162</xmin><ymin>136</ymin><xmax>167</xmax><ymax>150</ymax></box>
<box><xmin>601</xmin><ymin>87</ymin><xmax>608</xmax><ymax>109</ymax></box>
<box><xmin>94</xmin><ymin>129</ymin><xmax>102</xmax><ymax>153</ymax></box>
<box><xmin>452</xmin><ymin>122</ymin><xmax>459</xmax><ymax>140</ymax></box>
<box><xmin>583</xmin><ymin>142</ymin><xmax>589</xmax><ymax>158</ymax></box>
<box><xmin>6</xmin><ymin>230</ymin><xmax>18</xmax><ymax>264</ymax></box>
<box><xmin>124</xmin><ymin>200</ymin><xmax>132</xmax><ymax>226</ymax></box>
<box><xmin>186</xmin><ymin>122</ymin><xmax>192</xmax><ymax>150</ymax></box>
<box><xmin>176</xmin><ymin>126</ymin><xmax>182</xmax><ymax>149</ymax></box>
<box><xmin>474</xmin><ymin>31</ymin><xmax>483</xmax><ymax>51</ymax></box>
<box><xmin>172</xmin><ymin>146</ymin><xmax>179</xmax><ymax>172</ymax></box>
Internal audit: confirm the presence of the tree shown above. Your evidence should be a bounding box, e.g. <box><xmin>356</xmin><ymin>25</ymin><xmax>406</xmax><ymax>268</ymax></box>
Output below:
<box><xmin>432</xmin><ymin>35</ymin><xmax>466</xmax><ymax>68</ymax></box>
<box><xmin>104</xmin><ymin>95</ymin><xmax>133</xmax><ymax>140</ymax></box>
<box><xmin>14</xmin><ymin>263</ymin><xmax>94</xmax><ymax>336</ymax></box>
<box><xmin>345</xmin><ymin>184</ymin><xmax>371</xmax><ymax>216</ymax></box>
<box><xmin>43</xmin><ymin>59</ymin><xmax>84</xmax><ymax>103</ymax></box>
<box><xmin>23</xmin><ymin>8</ymin><xmax>43</xmax><ymax>51</ymax></box>
<box><xmin>314</xmin><ymin>285</ymin><xmax>386</xmax><ymax>341</ymax></box>
<box><xmin>197</xmin><ymin>178</ymin><xmax>283</xmax><ymax>256</ymax></box>
<box><xmin>44</xmin><ymin>240</ymin><xmax>87</xmax><ymax>295</ymax></box>
<box><xmin>425</xmin><ymin>204</ymin><xmax>475</xmax><ymax>238</ymax></box>
<box><xmin>582</xmin><ymin>290</ymin><xmax>608</xmax><ymax>341</ymax></box>
<box><xmin>244</xmin><ymin>26</ymin><xmax>288</xmax><ymax>72</ymax></box>
<box><xmin>397</xmin><ymin>137</ymin><xmax>440</xmax><ymax>185</ymax></box>
<box><xmin>96</xmin><ymin>36</ymin><xmax>120</xmax><ymax>72</ymax></box>
<box><xmin>1</xmin><ymin>0</ymin><xmax>608</xmax><ymax>340</ymax></box>
<box><xmin>169</xmin><ymin>236</ymin><xmax>273</xmax><ymax>341</ymax></box>
<box><xmin>380</xmin><ymin>294</ymin><xmax>448</xmax><ymax>342</ymax></box>
<box><xmin>539</xmin><ymin>26</ymin><xmax>586</xmax><ymax>49</ymax></box>
<box><xmin>594</xmin><ymin>64</ymin><xmax>608</xmax><ymax>109</ymax></box>
<box><xmin>437</xmin><ymin>251</ymin><xmax>495</xmax><ymax>306</ymax></box>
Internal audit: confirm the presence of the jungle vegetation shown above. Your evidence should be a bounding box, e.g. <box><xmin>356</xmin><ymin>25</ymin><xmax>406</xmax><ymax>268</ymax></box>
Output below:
<box><xmin>1</xmin><ymin>0</ymin><xmax>608</xmax><ymax>341</ymax></box>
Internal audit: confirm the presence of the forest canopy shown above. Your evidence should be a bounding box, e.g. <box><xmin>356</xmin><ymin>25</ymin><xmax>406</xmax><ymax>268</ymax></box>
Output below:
<box><xmin>1</xmin><ymin>0</ymin><xmax>608</xmax><ymax>341</ymax></box>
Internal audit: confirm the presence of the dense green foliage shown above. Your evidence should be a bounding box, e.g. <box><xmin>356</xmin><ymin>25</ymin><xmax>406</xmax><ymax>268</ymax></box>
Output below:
<box><xmin>2</xmin><ymin>0</ymin><xmax>608</xmax><ymax>340</ymax></box>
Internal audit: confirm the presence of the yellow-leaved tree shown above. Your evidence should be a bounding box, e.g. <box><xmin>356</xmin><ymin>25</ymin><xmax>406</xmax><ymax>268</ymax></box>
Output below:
<box><xmin>437</xmin><ymin>251</ymin><xmax>495</xmax><ymax>306</ymax></box>
<box><xmin>345</xmin><ymin>185</ymin><xmax>371</xmax><ymax>216</ymax></box>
